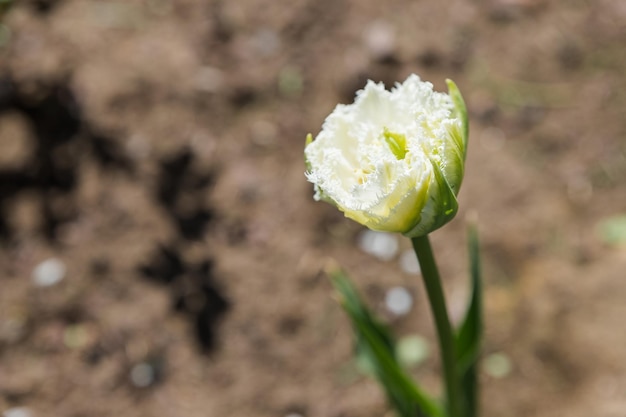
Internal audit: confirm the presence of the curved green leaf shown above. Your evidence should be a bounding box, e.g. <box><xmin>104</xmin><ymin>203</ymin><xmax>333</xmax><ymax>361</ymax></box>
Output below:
<box><xmin>330</xmin><ymin>269</ymin><xmax>444</xmax><ymax>417</ymax></box>
<box><xmin>454</xmin><ymin>226</ymin><xmax>483</xmax><ymax>417</ymax></box>
<box><xmin>446</xmin><ymin>79</ymin><xmax>469</xmax><ymax>161</ymax></box>
<box><xmin>402</xmin><ymin>157</ymin><xmax>459</xmax><ymax>238</ymax></box>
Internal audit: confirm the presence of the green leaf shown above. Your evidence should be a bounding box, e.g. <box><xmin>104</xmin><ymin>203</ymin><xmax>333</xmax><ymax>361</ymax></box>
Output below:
<box><xmin>442</xmin><ymin>122</ymin><xmax>466</xmax><ymax>196</ymax></box>
<box><xmin>329</xmin><ymin>269</ymin><xmax>443</xmax><ymax>417</ymax></box>
<box><xmin>402</xmin><ymin>157</ymin><xmax>459</xmax><ymax>238</ymax></box>
<box><xmin>446</xmin><ymin>79</ymin><xmax>469</xmax><ymax>160</ymax></box>
<box><xmin>460</xmin><ymin>364</ymin><xmax>478</xmax><ymax>417</ymax></box>
<box><xmin>439</xmin><ymin>79</ymin><xmax>468</xmax><ymax>196</ymax></box>
<box><xmin>454</xmin><ymin>226</ymin><xmax>483</xmax><ymax>417</ymax></box>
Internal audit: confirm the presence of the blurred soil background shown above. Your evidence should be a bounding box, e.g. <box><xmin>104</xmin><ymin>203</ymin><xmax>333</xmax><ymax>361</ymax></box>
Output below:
<box><xmin>1</xmin><ymin>0</ymin><xmax>626</xmax><ymax>416</ymax></box>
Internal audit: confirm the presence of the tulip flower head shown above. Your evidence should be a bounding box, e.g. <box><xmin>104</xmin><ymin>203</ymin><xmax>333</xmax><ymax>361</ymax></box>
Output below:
<box><xmin>305</xmin><ymin>74</ymin><xmax>468</xmax><ymax>237</ymax></box>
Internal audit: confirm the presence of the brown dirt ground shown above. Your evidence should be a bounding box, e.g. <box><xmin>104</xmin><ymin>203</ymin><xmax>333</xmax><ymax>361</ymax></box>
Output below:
<box><xmin>1</xmin><ymin>0</ymin><xmax>626</xmax><ymax>416</ymax></box>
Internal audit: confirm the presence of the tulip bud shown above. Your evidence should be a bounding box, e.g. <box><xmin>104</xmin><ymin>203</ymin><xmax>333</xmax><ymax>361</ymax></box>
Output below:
<box><xmin>305</xmin><ymin>74</ymin><xmax>468</xmax><ymax>237</ymax></box>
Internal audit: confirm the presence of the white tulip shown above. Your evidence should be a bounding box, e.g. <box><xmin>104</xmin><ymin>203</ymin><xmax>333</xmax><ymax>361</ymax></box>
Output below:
<box><xmin>305</xmin><ymin>74</ymin><xmax>468</xmax><ymax>237</ymax></box>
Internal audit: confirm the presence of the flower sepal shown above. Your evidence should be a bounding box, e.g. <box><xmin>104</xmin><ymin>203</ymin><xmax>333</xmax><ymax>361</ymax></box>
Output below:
<box><xmin>402</xmin><ymin>157</ymin><xmax>459</xmax><ymax>238</ymax></box>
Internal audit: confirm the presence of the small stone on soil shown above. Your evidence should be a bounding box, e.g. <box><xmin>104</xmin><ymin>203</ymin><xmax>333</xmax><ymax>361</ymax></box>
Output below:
<box><xmin>483</xmin><ymin>352</ymin><xmax>513</xmax><ymax>378</ymax></box>
<box><xmin>385</xmin><ymin>286</ymin><xmax>413</xmax><ymax>316</ymax></box>
<box><xmin>130</xmin><ymin>362</ymin><xmax>156</xmax><ymax>388</ymax></box>
<box><xmin>363</xmin><ymin>20</ymin><xmax>396</xmax><ymax>59</ymax></box>
<box><xmin>32</xmin><ymin>258</ymin><xmax>66</xmax><ymax>287</ymax></box>
<box><xmin>399</xmin><ymin>249</ymin><xmax>421</xmax><ymax>275</ymax></box>
<box><xmin>252</xmin><ymin>28</ymin><xmax>281</xmax><ymax>58</ymax></box>
<box><xmin>357</xmin><ymin>230</ymin><xmax>398</xmax><ymax>261</ymax></box>
<box><xmin>194</xmin><ymin>66</ymin><xmax>224</xmax><ymax>93</ymax></box>
<box><xmin>3</xmin><ymin>408</ymin><xmax>33</xmax><ymax>417</ymax></box>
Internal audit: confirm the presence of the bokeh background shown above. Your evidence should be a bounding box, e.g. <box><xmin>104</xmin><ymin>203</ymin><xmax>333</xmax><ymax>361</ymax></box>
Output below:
<box><xmin>1</xmin><ymin>0</ymin><xmax>626</xmax><ymax>416</ymax></box>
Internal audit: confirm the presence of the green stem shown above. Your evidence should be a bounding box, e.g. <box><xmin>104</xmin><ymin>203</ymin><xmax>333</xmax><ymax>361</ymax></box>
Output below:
<box><xmin>412</xmin><ymin>235</ymin><xmax>459</xmax><ymax>417</ymax></box>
